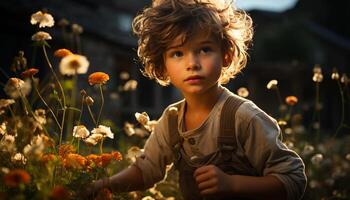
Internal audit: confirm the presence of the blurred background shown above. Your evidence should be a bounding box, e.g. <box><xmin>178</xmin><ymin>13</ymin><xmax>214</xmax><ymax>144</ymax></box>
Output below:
<box><xmin>0</xmin><ymin>0</ymin><xmax>349</xmax><ymax>133</ymax></box>
<box><xmin>0</xmin><ymin>0</ymin><xmax>350</xmax><ymax>199</ymax></box>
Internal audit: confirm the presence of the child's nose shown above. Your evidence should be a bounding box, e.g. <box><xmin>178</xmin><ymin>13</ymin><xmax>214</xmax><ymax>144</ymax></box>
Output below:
<box><xmin>186</xmin><ymin>54</ymin><xmax>201</xmax><ymax>71</ymax></box>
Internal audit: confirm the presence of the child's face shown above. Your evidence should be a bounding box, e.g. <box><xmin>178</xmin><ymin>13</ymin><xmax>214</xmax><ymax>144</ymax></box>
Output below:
<box><xmin>163</xmin><ymin>32</ymin><xmax>223</xmax><ymax>96</ymax></box>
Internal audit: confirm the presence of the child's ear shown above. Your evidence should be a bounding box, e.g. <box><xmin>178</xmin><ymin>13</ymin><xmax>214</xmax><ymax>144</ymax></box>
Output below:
<box><xmin>223</xmin><ymin>53</ymin><xmax>233</xmax><ymax>68</ymax></box>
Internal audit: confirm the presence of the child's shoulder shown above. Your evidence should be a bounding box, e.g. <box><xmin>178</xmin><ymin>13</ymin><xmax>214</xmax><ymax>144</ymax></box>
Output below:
<box><xmin>227</xmin><ymin>92</ymin><xmax>274</xmax><ymax>125</ymax></box>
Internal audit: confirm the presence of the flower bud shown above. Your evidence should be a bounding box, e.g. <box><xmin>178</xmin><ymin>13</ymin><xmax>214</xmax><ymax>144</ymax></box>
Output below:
<box><xmin>80</xmin><ymin>89</ymin><xmax>87</xmax><ymax>97</ymax></box>
<box><xmin>85</xmin><ymin>96</ymin><xmax>94</xmax><ymax>106</ymax></box>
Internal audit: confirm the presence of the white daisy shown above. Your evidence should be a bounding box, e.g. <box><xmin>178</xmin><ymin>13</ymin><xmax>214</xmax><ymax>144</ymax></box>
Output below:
<box><xmin>72</xmin><ymin>125</ymin><xmax>90</xmax><ymax>139</ymax></box>
<box><xmin>91</xmin><ymin>125</ymin><xmax>114</xmax><ymax>139</ymax></box>
<box><xmin>59</xmin><ymin>54</ymin><xmax>89</xmax><ymax>76</ymax></box>
<box><xmin>30</xmin><ymin>11</ymin><xmax>54</xmax><ymax>28</ymax></box>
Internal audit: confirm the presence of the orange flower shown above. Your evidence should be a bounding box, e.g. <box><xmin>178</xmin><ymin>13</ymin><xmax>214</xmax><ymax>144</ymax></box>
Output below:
<box><xmin>285</xmin><ymin>96</ymin><xmax>298</xmax><ymax>106</ymax></box>
<box><xmin>58</xmin><ymin>144</ymin><xmax>76</xmax><ymax>158</ymax></box>
<box><xmin>4</xmin><ymin>169</ymin><xmax>30</xmax><ymax>187</ymax></box>
<box><xmin>49</xmin><ymin>185</ymin><xmax>70</xmax><ymax>200</ymax></box>
<box><xmin>63</xmin><ymin>153</ymin><xmax>87</xmax><ymax>170</ymax></box>
<box><xmin>111</xmin><ymin>151</ymin><xmax>123</xmax><ymax>161</ymax></box>
<box><xmin>41</xmin><ymin>154</ymin><xmax>57</xmax><ymax>164</ymax></box>
<box><xmin>54</xmin><ymin>48</ymin><xmax>73</xmax><ymax>58</ymax></box>
<box><xmin>101</xmin><ymin>153</ymin><xmax>113</xmax><ymax>167</ymax></box>
<box><xmin>88</xmin><ymin>72</ymin><xmax>109</xmax><ymax>85</ymax></box>
<box><xmin>21</xmin><ymin>68</ymin><xmax>39</xmax><ymax>78</ymax></box>
<box><xmin>86</xmin><ymin>154</ymin><xmax>101</xmax><ymax>167</ymax></box>
<box><xmin>95</xmin><ymin>188</ymin><xmax>113</xmax><ymax>200</ymax></box>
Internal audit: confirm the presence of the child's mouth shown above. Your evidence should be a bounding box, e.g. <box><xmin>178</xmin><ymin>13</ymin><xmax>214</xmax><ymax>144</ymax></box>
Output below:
<box><xmin>184</xmin><ymin>75</ymin><xmax>204</xmax><ymax>83</ymax></box>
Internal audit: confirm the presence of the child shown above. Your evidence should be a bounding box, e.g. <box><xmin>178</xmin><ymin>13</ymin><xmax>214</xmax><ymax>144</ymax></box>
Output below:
<box><xmin>84</xmin><ymin>0</ymin><xmax>306</xmax><ymax>199</ymax></box>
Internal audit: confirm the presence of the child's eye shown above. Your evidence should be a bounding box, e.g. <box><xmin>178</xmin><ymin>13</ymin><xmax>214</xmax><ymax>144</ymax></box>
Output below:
<box><xmin>199</xmin><ymin>47</ymin><xmax>213</xmax><ymax>54</ymax></box>
<box><xmin>170</xmin><ymin>51</ymin><xmax>183</xmax><ymax>58</ymax></box>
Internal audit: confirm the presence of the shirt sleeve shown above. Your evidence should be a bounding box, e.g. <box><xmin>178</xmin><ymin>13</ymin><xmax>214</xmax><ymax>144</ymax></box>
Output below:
<box><xmin>133</xmin><ymin>108</ymin><xmax>175</xmax><ymax>188</ymax></box>
<box><xmin>240</xmin><ymin>110</ymin><xmax>307</xmax><ymax>200</ymax></box>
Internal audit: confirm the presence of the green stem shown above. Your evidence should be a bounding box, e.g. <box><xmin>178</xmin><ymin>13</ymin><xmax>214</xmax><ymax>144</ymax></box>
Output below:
<box><xmin>87</xmin><ymin>104</ymin><xmax>97</xmax><ymax>127</ymax></box>
<box><xmin>42</xmin><ymin>45</ymin><xmax>66</xmax><ymax>145</ymax></box>
<box><xmin>42</xmin><ymin>46</ymin><xmax>66</xmax><ymax>108</ymax></box>
<box><xmin>99</xmin><ymin>138</ymin><xmax>104</xmax><ymax>154</ymax></box>
<box><xmin>66</xmin><ymin>73</ymin><xmax>78</xmax><ymax>141</ymax></box>
<box><xmin>77</xmin><ymin>95</ymin><xmax>85</xmax><ymax>125</ymax></box>
<box><xmin>31</xmin><ymin>77</ymin><xmax>62</xmax><ymax>131</ymax></box>
<box><xmin>96</xmin><ymin>84</ymin><xmax>104</xmax><ymax>126</ymax></box>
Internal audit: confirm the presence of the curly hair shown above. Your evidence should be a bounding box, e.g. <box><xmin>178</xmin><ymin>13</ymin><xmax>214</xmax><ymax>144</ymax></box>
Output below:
<box><xmin>132</xmin><ymin>0</ymin><xmax>253</xmax><ymax>86</ymax></box>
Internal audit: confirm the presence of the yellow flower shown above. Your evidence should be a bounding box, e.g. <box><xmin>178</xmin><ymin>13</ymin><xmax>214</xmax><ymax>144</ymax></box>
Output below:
<box><xmin>266</xmin><ymin>80</ymin><xmax>278</xmax><ymax>90</ymax></box>
<box><xmin>312</xmin><ymin>64</ymin><xmax>323</xmax><ymax>83</ymax></box>
<box><xmin>237</xmin><ymin>87</ymin><xmax>249</xmax><ymax>97</ymax></box>
<box><xmin>59</xmin><ymin>54</ymin><xmax>89</xmax><ymax>75</ymax></box>
<box><xmin>123</xmin><ymin>79</ymin><xmax>138</xmax><ymax>91</ymax></box>
<box><xmin>285</xmin><ymin>96</ymin><xmax>298</xmax><ymax>106</ymax></box>
<box><xmin>278</xmin><ymin>120</ymin><xmax>287</xmax><ymax>126</ymax></box>
<box><xmin>312</xmin><ymin>73</ymin><xmax>323</xmax><ymax>83</ymax></box>
<box><xmin>88</xmin><ymin>72</ymin><xmax>110</xmax><ymax>85</ymax></box>
<box><xmin>72</xmin><ymin>23</ymin><xmax>83</xmax><ymax>34</ymax></box>
<box><xmin>54</xmin><ymin>48</ymin><xmax>73</xmax><ymax>58</ymax></box>
<box><xmin>331</xmin><ymin>68</ymin><xmax>339</xmax><ymax>80</ymax></box>
<box><xmin>31</xmin><ymin>31</ymin><xmax>52</xmax><ymax>41</ymax></box>
<box><xmin>30</xmin><ymin>11</ymin><xmax>54</xmax><ymax>28</ymax></box>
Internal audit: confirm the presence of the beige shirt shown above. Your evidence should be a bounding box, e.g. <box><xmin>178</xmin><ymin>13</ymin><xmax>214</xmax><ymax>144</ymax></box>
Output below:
<box><xmin>135</xmin><ymin>87</ymin><xmax>306</xmax><ymax>200</ymax></box>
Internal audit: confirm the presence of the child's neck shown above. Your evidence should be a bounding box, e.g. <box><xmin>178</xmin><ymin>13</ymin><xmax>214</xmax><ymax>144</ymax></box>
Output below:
<box><xmin>183</xmin><ymin>85</ymin><xmax>223</xmax><ymax>131</ymax></box>
<box><xmin>185</xmin><ymin>86</ymin><xmax>223</xmax><ymax>113</ymax></box>
<box><xmin>184</xmin><ymin>85</ymin><xmax>223</xmax><ymax>113</ymax></box>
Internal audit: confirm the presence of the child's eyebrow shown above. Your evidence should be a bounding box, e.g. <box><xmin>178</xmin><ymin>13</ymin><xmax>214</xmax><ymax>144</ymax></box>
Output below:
<box><xmin>166</xmin><ymin>39</ymin><xmax>215</xmax><ymax>51</ymax></box>
<box><xmin>166</xmin><ymin>44</ymin><xmax>183</xmax><ymax>51</ymax></box>
<box><xmin>198</xmin><ymin>40</ymin><xmax>215</xmax><ymax>45</ymax></box>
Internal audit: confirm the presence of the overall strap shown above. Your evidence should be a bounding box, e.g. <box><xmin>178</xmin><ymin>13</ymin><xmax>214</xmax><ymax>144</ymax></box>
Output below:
<box><xmin>167</xmin><ymin>106</ymin><xmax>182</xmax><ymax>150</ymax></box>
<box><xmin>218</xmin><ymin>96</ymin><xmax>246</xmax><ymax>150</ymax></box>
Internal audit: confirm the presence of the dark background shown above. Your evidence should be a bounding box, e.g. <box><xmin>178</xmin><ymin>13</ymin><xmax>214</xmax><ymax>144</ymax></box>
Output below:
<box><xmin>0</xmin><ymin>0</ymin><xmax>349</xmax><ymax>134</ymax></box>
